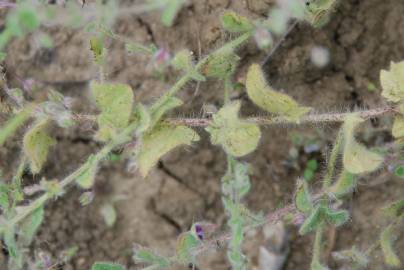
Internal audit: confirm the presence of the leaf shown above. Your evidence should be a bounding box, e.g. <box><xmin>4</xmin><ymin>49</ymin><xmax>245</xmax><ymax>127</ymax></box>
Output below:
<box><xmin>342</xmin><ymin>115</ymin><xmax>383</xmax><ymax>174</ymax></box>
<box><xmin>90</xmin><ymin>37</ymin><xmax>104</xmax><ymax>64</ymax></box>
<box><xmin>295</xmin><ymin>180</ymin><xmax>313</xmax><ymax>213</ymax></box>
<box><xmin>329</xmin><ymin>170</ymin><xmax>357</xmax><ymax>198</ymax></box>
<box><xmin>133</xmin><ymin>103</ymin><xmax>151</xmax><ymax>135</ymax></box>
<box><xmin>91</xmin><ymin>82</ymin><xmax>134</xmax><ymax>141</ymax></box>
<box><xmin>246</xmin><ymin>64</ymin><xmax>311</xmax><ymax>122</ymax></box>
<box><xmin>23</xmin><ymin>120</ymin><xmax>56</xmax><ymax>174</ymax></box>
<box><xmin>160</xmin><ymin>0</ymin><xmax>186</xmax><ymax>27</ymax></box>
<box><xmin>299</xmin><ymin>205</ymin><xmax>323</xmax><ymax>235</ymax></box>
<box><xmin>221</xmin><ymin>11</ymin><xmax>253</xmax><ymax>33</ymax></box>
<box><xmin>206</xmin><ymin>101</ymin><xmax>261</xmax><ymax>157</ymax></box>
<box><xmin>304</xmin><ymin>0</ymin><xmax>337</xmax><ymax>28</ymax></box>
<box><xmin>149</xmin><ymin>96</ymin><xmax>183</xmax><ymax>129</ymax></box>
<box><xmin>382</xmin><ymin>199</ymin><xmax>404</xmax><ymax>218</ymax></box>
<box><xmin>76</xmin><ymin>155</ymin><xmax>98</xmax><ymax>189</ymax></box>
<box><xmin>176</xmin><ymin>232</ymin><xmax>200</xmax><ymax>265</ymax></box>
<box><xmin>90</xmin><ymin>262</ymin><xmax>125</xmax><ymax>270</ymax></box>
<box><xmin>19</xmin><ymin>206</ymin><xmax>44</xmax><ymax>246</ymax></box>
<box><xmin>324</xmin><ymin>207</ymin><xmax>349</xmax><ymax>227</ymax></box>
<box><xmin>392</xmin><ymin>115</ymin><xmax>404</xmax><ymax>138</ymax></box>
<box><xmin>0</xmin><ymin>184</ymin><xmax>10</xmax><ymax>211</ymax></box>
<box><xmin>394</xmin><ymin>165</ymin><xmax>404</xmax><ymax>178</ymax></box>
<box><xmin>100</xmin><ymin>203</ymin><xmax>117</xmax><ymax>227</ymax></box>
<box><xmin>0</xmin><ymin>108</ymin><xmax>31</xmax><ymax>147</ymax></box>
<box><xmin>332</xmin><ymin>246</ymin><xmax>369</xmax><ymax>268</ymax></box>
<box><xmin>136</xmin><ymin>124</ymin><xmax>199</xmax><ymax>177</ymax></box>
<box><xmin>171</xmin><ymin>49</ymin><xmax>193</xmax><ymax>71</ymax></box>
<box><xmin>201</xmin><ymin>51</ymin><xmax>240</xmax><ymax>78</ymax></box>
<box><xmin>134</xmin><ymin>246</ymin><xmax>170</xmax><ymax>267</ymax></box>
<box><xmin>380</xmin><ymin>224</ymin><xmax>401</xmax><ymax>268</ymax></box>
<box><xmin>380</xmin><ymin>61</ymin><xmax>404</xmax><ymax>103</ymax></box>
<box><xmin>311</xmin><ymin>260</ymin><xmax>330</xmax><ymax>270</ymax></box>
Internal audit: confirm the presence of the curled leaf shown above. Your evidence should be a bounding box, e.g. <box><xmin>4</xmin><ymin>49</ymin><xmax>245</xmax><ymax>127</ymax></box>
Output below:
<box><xmin>221</xmin><ymin>11</ymin><xmax>253</xmax><ymax>33</ymax></box>
<box><xmin>206</xmin><ymin>101</ymin><xmax>261</xmax><ymax>157</ymax></box>
<box><xmin>342</xmin><ymin>115</ymin><xmax>383</xmax><ymax>174</ymax></box>
<box><xmin>324</xmin><ymin>208</ymin><xmax>349</xmax><ymax>227</ymax></box>
<box><xmin>380</xmin><ymin>61</ymin><xmax>404</xmax><ymax>103</ymax></box>
<box><xmin>246</xmin><ymin>64</ymin><xmax>311</xmax><ymax>122</ymax></box>
<box><xmin>91</xmin><ymin>82</ymin><xmax>134</xmax><ymax>141</ymax></box>
<box><xmin>380</xmin><ymin>224</ymin><xmax>401</xmax><ymax>268</ymax></box>
<box><xmin>23</xmin><ymin>120</ymin><xmax>55</xmax><ymax>174</ymax></box>
<box><xmin>136</xmin><ymin>124</ymin><xmax>199</xmax><ymax>177</ymax></box>
<box><xmin>329</xmin><ymin>170</ymin><xmax>357</xmax><ymax>198</ymax></box>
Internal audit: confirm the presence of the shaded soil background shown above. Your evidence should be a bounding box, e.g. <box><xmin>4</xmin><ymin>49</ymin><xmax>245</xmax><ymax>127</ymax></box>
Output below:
<box><xmin>1</xmin><ymin>0</ymin><xmax>404</xmax><ymax>269</ymax></box>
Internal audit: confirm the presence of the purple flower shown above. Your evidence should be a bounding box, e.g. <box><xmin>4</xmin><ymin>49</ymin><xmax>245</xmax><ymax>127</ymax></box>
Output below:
<box><xmin>195</xmin><ymin>224</ymin><xmax>204</xmax><ymax>240</ymax></box>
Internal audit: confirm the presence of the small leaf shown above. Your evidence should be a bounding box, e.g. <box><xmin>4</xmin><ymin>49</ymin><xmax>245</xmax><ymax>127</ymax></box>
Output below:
<box><xmin>134</xmin><ymin>246</ymin><xmax>171</xmax><ymax>267</ymax></box>
<box><xmin>324</xmin><ymin>207</ymin><xmax>349</xmax><ymax>227</ymax></box>
<box><xmin>100</xmin><ymin>203</ymin><xmax>117</xmax><ymax>227</ymax></box>
<box><xmin>171</xmin><ymin>49</ymin><xmax>193</xmax><ymax>71</ymax></box>
<box><xmin>90</xmin><ymin>37</ymin><xmax>104</xmax><ymax>64</ymax></box>
<box><xmin>133</xmin><ymin>103</ymin><xmax>151</xmax><ymax>135</ymax></box>
<box><xmin>394</xmin><ymin>165</ymin><xmax>404</xmax><ymax>178</ymax></box>
<box><xmin>90</xmin><ymin>262</ymin><xmax>125</xmax><ymax>270</ymax></box>
<box><xmin>295</xmin><ymin>180</ymin><xmax>313</xmax><ymax>213</ymax></box>
<box><xmin>299</xmin><ymin>205</ymin><xmax>323</xmax><ymax>235</ymax></box>
<box><xmin>329</xmin><ymin>170</ymin><xmax>357</xmax><ymax>198</ymax></box>
<box><xmin>380</xmin><ymin>61</ymin><xmax>404</xmax><ymax>103</ymax></box>
<box><xmin>304</xmin><ymin>0</ymin><xmax>337</xmax><ymax>28</ymax></box>
<box><xmin>136</xmin><ymin>124</ymin><xmax>199</xmax><ymax>177</ymax></box>
<box><xmin>311</xmin><ymin>260</ymin><xmax>330</xmax><ymax>270</ymax></box>
<box><xmin>201</xmin><ymin>51</ymin><xmax>240</xmax><ymax>78</ymax></box>
<box><xmin>160</xmin><ymin>0</ymin><xmax>186</xmax><ymax>27</ymax></box>
<box><xmin>332</xmin><ymin>246</ymin><xmax>369</xmax><ymax>268</ymax></box>
<box><xmin>176</xmin><ymin>232</ymin><xmax>200</xmax><ymax>265</ymax></box>
<box><xmin>23</xmin><ymin>120</ymin><xmax>56</xmax><ymax>174</ymax></box>
<box><xmin>149</xmin><ymin>96</ymin><xmax>183</xmax><ymax>129</ymax></box>
<box><xmin>91</xmin><ymin>82</ymin><xmax>134</xmax><ymax>141</ymax></box>
<box><xmin>380</xmin><ymin>224</ymin><xmax>401</xmax><ymax>268</ymax></box>
<box><xmin>221</xmin><ymin>11</ymin><xmax>253</xmax><ymax>33</ymax></box>
<box><xmin>382</xmin><ymin>199</ymin><xmax>404</xmax><ymax>218</ymax></box>
<box><xmin>19</xmin><ymin>206</ymin><xmax>44</xmax><ymax>245</ymax></box>
<box><xmin>76</xmin><ymin>155</ymin><xmax>98</xmax><ymax>189</ymax></box>
<box><xmin>206</xmin><ymin>101</ymin><xmax>261</xmax><ymax>157</ymax></box>
<box><xmin>342</xmin><ymin>115</ymin><xmax>383</xmax><ymax>174</ymax></box>
<box><xmin>392</xmin><ymin>115</ymin><xmax>404</xmax><ymax>138</ymax></box>
<box><xmin>246</xmin><ymin>64</ymin><xmax>311</xmax><ymax>122</ymax></box>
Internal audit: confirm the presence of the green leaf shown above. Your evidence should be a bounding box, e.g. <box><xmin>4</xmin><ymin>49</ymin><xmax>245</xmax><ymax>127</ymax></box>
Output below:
<box><xmin>246</xmin><ymin>64</ymin><xmax>311</xmax><ymax>122</ymax></box>
<box><xmin>76</xmin><ymin>155</ymin><xmax>98</xmax><ymax>189</ymax></box>
<box><xmin>201</xmin><ymin>51</ymin><xmax>240</xmax><ymax>78</ymax></box>
<box><xmin>380</xmin><ymin>61</ymin><xmax>404</xmax><ymax>103</ymax></box>
<box><xmin>392</xmin><ymin>115</ymin><xmax>404</xmax><ymax>138</ymax></box>
<box><xmin>304</xmin><ymin>0</ymin><xmax>337</xmax><ymax>28</ymax></box>
<box><xmin>329</xmin><ymin>170</ymin><xmax>357</xmax><ymax>198</ymax></box>
<box><xmin>136</xmin><ymin>124</ymin><xmax>199</xmax><ymax>177</ymax></box>
<box><xmin>332</xmin><ymin>246</ymin><xmax>369</xmax><ymax>268</ymax></box>
<box><xmin>206</xmin><ymin>101</ymin><xmax>261</xmax><ymax>157</ymax></box>
<box><xmin>90</xmin><ymin>37</ymin><xmax>104</xmax><ymax>64</ymax></box>
<box><xmin>295</xmin><ymin>180</ymin><xmax>313</xmax><ymax>213</ymax></box>
<box><xmin>149</xmin><ymin>96</ymin><xmax>183</xmax><ymax>129</ymax></box>
<box><xmin>133</xmin><ymin>103</ymin><xmax>151</xmax><ymax>135</ymax></box>
<box><xmin>382</xmin><ymin>199</ymin><xmax>404</xmax><ymax>218</ymax></box>
<box><xmin>0</xmin><ymin>184</ymin><xmax>10</xmax><ymax>211</ymax></box>
<box><xmin>91</xmin><ymin>82</ymin><xmax>134</xmax><ymax>142</ymax></box>
<box><xmin>160</xmin><ymin>0</ymin><xmax>186</xmax><ymax>27</ymax></box>
<box><xmin>176</xmin><ymin>232</ymin><xmax>200</xmax><ymax>265</ymax></box>
<box><xmin>100</xmin><ymin>203</ymin><xmax>117</xmax><ymax>227</ymax></box>
<box><xmin>394</xmin><ymin>165</ymin><xmax>404</xmax><ymax>178</ymax></box>
<box><xmin>23</xmin><ymin>120</ymin><xmax>56</xmax><ymax>174</ymax></box>
<box><xmin>324</xmin><ymin>207</ymin><xmax>349</xmax><ymax>227</ymax></box>
<box><xmin>221</xmin><ymin>11</ymin><xmax>253</xmax><ymax>33</ymax></box>
<box><xmin>342</xmin><ymin>115</ymin><xmax>383</xmax><ymax>174</ymax></box>
<box><xmin>90</xmin><ymin>262</ymin><xmax>125</xmax><ymax>270</ymax></box>
<box><xmin>134</xmin><ymin>246</ymin><xmax>170</xmax><ymax>267</ymax></box>
<box><xmin>299</xmin><ymin>205</ymin><xmax>323</xmax><ymax>235</ymax></box>
<box><xmin>380</xmin><ymin>224</ymin><xmax>401</xmax><ymax>268</ymax></box>
<box><xmin>171</xmin><ymin>49</ymin><xmax>193</xmax><ymax>71</ymax></box>
<box><xmin>311</xmin><ymin>260</ymin><xmax>330</xmax><ymax>270</ymax></box>
<box><xmin>19</xmin><ymin>206</ymin><xmax>44</xmax><ymax>246</ymax></box>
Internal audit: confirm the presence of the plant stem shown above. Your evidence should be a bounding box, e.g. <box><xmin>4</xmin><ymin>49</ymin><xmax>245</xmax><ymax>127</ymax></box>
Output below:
<box><xmin>8</xmin><ymin>122</ymin><xmax>138</xmax><ymax>227</ymax></box>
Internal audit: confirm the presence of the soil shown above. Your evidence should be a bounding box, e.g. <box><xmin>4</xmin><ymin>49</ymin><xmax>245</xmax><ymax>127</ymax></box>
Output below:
<box><xmin>1</xmin><ymin>0</ymin><xmax>404</xmax><ymax>269</ymax></box>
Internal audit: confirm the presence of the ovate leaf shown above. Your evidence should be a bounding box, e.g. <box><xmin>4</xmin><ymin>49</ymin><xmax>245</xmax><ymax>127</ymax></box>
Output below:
<box><xmin>137</xmin><ymin>124</ymin><xmax>199</xmax><ymax>177</ymax></box>
<box><xmin>176</xmin><ymin>232</ymin><xmax>200</xmax><ymax>265</ymax></box>
<box><xmin>221</xmin><ymin>11</ymin><xmax>253</xmax><ymax>33</ymax></box>
<box><xmin>329</xmin><ymin>170</ymin><xmax>357</xmax><ymax>198</ymax></box>
<box><xmin>380</xmin><ymin>61</ymin><xmax>404</xmax><ymax>103</ymax></box>
<box><xmin>91</xmin><ymin>82</ymin><xmax>134</xmax><ymax>142</ymax></box>
<box><xmin>380</xmin><ymin>224</ymin><xmax>401</xmax><ymax>267</ymax></box>
<box><xmin>100</xmin><ymin>203</ymin><xmax>117</xmax><ymax>227</ymax></box>
<box><xmin>299</xmin><ymin>205</ymin><xmax>323</xmax><ymax>235</ymax></box>
<box><xmin>171</xmin><ymin>49</ymin><xmax>193</xmax><ymax>71</ymax></box>
<box><xmin>201</xmin><ymin>51</ymin><xmax>240</xmax><ymax>78</ymax></box>
<box><xmin>134</xmin><ymin>246</ymin><xmax>171</xmax><ymax>267</ymax></box>
<box><xmin>294</xmin><ymin>180</ymin><xmax>313</xmax><ymax>213</ymax></box>
<box><xmin>90</xmin><ymin>262</ymin><xmax>125</xmax><ymax>270</ymax></box>
<box><xmin>392</xmin><ymin>115</ymin><xmax>404</xmax><ymax>138</ymax></box>
<box><xmin>23</xmin><ymin>120</ymin><xmax>55</xmax><ymax>174</ymax></box>
<box><xmin>19</xmin><ymin>206</ymin><xmax>44</xmax><ymax>245</ymax></box>
<box><xmin>206</xmin><ymin>101</ymin><xmax>261</xmax><ymax>157</ymax></box>
<box><xmin>246</xmin><ymin>64</ymin><xmax>311</xmax><ymax>122</ymax></box>
<box><xmin>342</xmin><ymin>115</ymin><xmax>383</xmax><ymax>174</ymax></box>
<box><xmin>324</xmin><ymin>207</ymin><xmax>349</xmax><ymax>227</ymax></box>
<box><xmin>76</xmin><ymin>155</ymin><xmax>98</xmax><ymax>189</ymax></box>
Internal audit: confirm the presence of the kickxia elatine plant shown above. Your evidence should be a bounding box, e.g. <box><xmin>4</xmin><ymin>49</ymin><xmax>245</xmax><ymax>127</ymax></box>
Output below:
<box><xmin>0</xmin><ymin>0</ymin><xmax>402</xmax><ymax>270</ymax></box>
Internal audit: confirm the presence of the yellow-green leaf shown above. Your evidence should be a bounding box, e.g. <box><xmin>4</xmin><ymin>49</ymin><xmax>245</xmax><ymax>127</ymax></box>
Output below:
<box><xmin>91</xmin><ymin>82</ymin><xmax>134</xmax><ymax>142</ymax></box>
<box><xmin>380</xmin><ymin>61</ymin><xmax>404</xmax><ymax>103</ymax></box>
<box><xmin>23</xmin><ymin>120</ymin><xmax>55</xmax><ymax>174</ymax></box>
<box><xmin>329</xmin><ymin>170</ymin><xmax>357</xmax><ymax>198</ymax></box>
<box><xmin>221</xmin><ymin>11</ymin><xmax>253</xmax><ymax>33</ymax></box>
<box><xmin>246</xmin><ymin>64</ymin><xmax>311</xmax><ymax>122</ymax></box>
<box><xmin>137</xmin><ymin>124</ymin><xmax>200</xmax><ymax>177</ymax></box>
<box><xmin>380</xmin><ymin>224</ymin><xmax>401</xmax><ymax>268</ymax></box>
<box><xmin>206</xmin><ymin>101</ymin><xmax>261</xmax><ymax>157</ymax></box>
<box><xmin>342</xmin><ymin>115</ymin><xmax>383</xmax><ymax>174</ymax></box>
<box><xmin>149</xmin><ymin>96</ymin><xmax>183</xmax><ymax>129</ymax></box>
<box><xmin>392</xmin><ymin>115</ymin><xmax>404</xmax><ymax>138</ymax></box>
<box><xmin>294</xmin><ymin>180</ymin><xmax>313</xmax><ymax>213</ymax></box>
<box><xmin>76</xmin><ymin>155</ymin><xmax>98</xmax><ymax>189</ymax></box>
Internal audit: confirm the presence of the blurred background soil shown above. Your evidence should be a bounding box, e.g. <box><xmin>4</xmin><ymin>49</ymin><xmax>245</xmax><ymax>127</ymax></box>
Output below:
<box><xmin>0</xmin><ymin>0</ymin><xmax>403</xmax><ymax>269</ymax></box>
